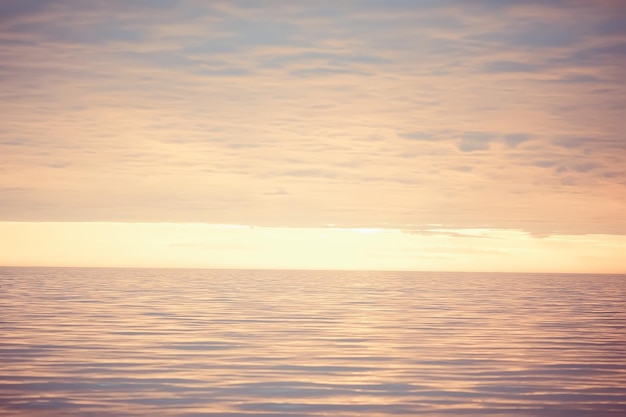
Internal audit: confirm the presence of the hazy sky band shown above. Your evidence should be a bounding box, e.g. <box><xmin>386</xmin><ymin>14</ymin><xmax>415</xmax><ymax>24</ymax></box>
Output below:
<box><xmin>1</xmin><ymin>1</ymin><xmax>625</xmax><ymax>271</ymax></box>
<box><xmin>2</xmin><ymin>222</ymin><xmax>625</xmax><ymax>273</ymax></box>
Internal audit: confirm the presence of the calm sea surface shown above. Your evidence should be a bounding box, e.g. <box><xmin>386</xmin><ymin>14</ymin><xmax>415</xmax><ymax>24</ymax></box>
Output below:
<box><xmin>1</xmin><ymin>267</ymin><xmax>625</xmax><ymax>416</ymax></box>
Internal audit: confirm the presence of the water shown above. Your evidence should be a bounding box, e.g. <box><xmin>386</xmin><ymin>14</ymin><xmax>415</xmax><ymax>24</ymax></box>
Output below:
<box><xmin>1</xmin><ymin>267</ymin><xmax>625</xmax><ymax>416</ymax></box>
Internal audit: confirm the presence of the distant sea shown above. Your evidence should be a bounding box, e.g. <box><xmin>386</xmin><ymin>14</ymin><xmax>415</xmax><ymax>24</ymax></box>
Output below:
<box><xmin>1</xmin><ymin>267</ymin><xmax>625</xmax><ymax>416</ymax></box>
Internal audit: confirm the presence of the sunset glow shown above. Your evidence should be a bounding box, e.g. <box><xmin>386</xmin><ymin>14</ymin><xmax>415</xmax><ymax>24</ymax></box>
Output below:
<box><xmin>1</xmin><ymin>1</ymin><xmax>625</xmax><ymax>272</ymax></box>
<box><xmin>1</xmin><ymin>222</ymin><xmax>624</xmax><ymax>273</ymax></box>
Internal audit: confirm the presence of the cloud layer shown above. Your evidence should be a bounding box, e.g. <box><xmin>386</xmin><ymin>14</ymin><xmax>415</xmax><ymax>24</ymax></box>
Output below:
<box><xmin>1</xmin><ymin>0</ymin><xmax>625</xmax><ymax>235</ymax></box>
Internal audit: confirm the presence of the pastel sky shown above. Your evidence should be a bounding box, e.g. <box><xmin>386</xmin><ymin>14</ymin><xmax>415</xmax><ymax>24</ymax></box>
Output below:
<box><xmin>1</xmin><ymin>0</ymin><xmax>625</xmax><ymax>272</ymax></box>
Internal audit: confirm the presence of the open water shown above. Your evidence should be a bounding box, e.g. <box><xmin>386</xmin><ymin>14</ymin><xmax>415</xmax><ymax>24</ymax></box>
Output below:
<box><xmin>1</xmin><ymin>267</ymin><xmax>625</xmax><ymax>416</ymax></box>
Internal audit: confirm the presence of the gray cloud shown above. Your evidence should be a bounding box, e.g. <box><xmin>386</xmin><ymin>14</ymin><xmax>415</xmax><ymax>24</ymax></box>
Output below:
<box><xmin>572</xmin><ymin>162</ymin><xmax>600</xmax><ymax>173</ymax></box>
<box><xmin>532</xmin><ymin>160</ymin><xmax>558</xmax><ymax>168</ymax></box>
<box><xmin>0</xmin><ymin>0</ymin><xmax>61</xmax><ymax>22</ymax></box>
<box><xmin>262</xmin><ymin>52</ymin><xmax>389</xmax><ymax>69</ymax></box>
<box><xmin>503</xmin><ymin>133</ymin><xmax>532</xmax><ymax>148</ymax></box>
<box><xmin>290</xmin><ymin>67</ymin><xmax>369</xmax><ymax>77</ymax></box>
<box><xmin>458</xmin><ymin>133</ymin><xmax>495</xmax><ymax>152</ymax></box>
<box><xmin>482</xmin><ymin>60</ymin><xmax>540</xmax><ymax>73</ymax></box>
<box><xmin>549</xmin><ymin>74</ymin><xmax>607</xmax><ymax>84</ymax></box>
<box><xmin>552</xmin><ymin>137</ymin><xmax>594</xmax><ymax>149</ymax></box>
<box><xmin>473</xmin><ymin>19</ymin><xmax>584</xmax><ymax>49</ymax></box>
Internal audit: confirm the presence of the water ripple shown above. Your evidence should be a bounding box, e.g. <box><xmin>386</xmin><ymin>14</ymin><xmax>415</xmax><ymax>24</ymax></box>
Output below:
<box><xmin>1</xmin><ymin>267</ymin><xmax>625</xmax><ymax>416</ymax></box>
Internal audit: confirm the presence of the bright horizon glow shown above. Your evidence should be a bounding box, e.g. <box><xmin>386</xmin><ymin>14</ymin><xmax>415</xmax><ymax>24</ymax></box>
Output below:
<box><xmin>1</xmin><ymin>222</ymin><xmax>624</xmax><ymax>274</ymax></box>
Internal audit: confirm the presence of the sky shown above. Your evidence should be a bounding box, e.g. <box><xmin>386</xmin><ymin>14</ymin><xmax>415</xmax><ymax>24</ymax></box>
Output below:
<box><xmin>1</xmin><ymin>0</ymin><xmax>625</xmax><ymax>272</ymax></box>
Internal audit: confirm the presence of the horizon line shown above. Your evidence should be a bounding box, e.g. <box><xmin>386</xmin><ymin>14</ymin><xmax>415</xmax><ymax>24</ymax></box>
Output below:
<box><xmin>1</xmin><ymin>265</ymin><xmax>624</xmax><ymax>275</ymax></box>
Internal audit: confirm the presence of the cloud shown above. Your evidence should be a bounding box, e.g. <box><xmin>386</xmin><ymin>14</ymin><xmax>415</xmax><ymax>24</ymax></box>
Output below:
<box><xmin>572</xmin><ymin>162</ymin><xmax>600</xmax><ymax>173</ymax></box>
<box><xmin>531</xmin><ymin>160</ymin><xmax>558</xmax><ymax>168</ymax></box>
<box><xmin>552</xmin><ymin>137</ymin><xmax>594</xmax><ymax>149</ymax></box>
<box><xmin>472</xmin><ymin>22</ymin><xmax>582</xmax><ymax>50</ymax></box>
<box><xmin>457</xmin><ymin>133</ymin><xmax>495</xmax><ymax>152</ymax></box>
<box><xmin>503</xmin><ymin>133</ymin><xmax>532</xmax><ymax>148</ymax></box>
<box><xmin>290</xmin><ymin>67</ymin><xmax>368</xmax><ymax>77</ymax></box>
<box><xmin>481</xmin><ymin>60</ymin><xmax>540</xmax><ymax>73</ymax></box>
<box><xmin>567</xmin><ymin>42</ymin><xmax>626</xmax><ymax>65</ymax></box>
<box><xmin>549</xmin><ymin>74</ymin><xmax>607</xmax><ymax>84</ymax></box>
<box><xmin>0</xmin><ymin>0</ymin><xmax>60</xmax><ymax>23</ymax></box>
<box><xmin>262</xmin><ymin>51</ymin><xmax>388</xmax><ymax>69</ymax></box>
<box><xmin>398</xmin><ymin>132</ymin><xmax>435</xmax><ymax>141</ymax></box>
<box><xmin>0</xmin><ymin>0</ymin><xmax>625</xmax><ymax>238</ymax></box>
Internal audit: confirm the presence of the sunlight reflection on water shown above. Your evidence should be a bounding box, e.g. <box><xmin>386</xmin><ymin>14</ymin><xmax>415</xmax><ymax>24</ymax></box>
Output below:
<box><xmin>1</xmin><ymin>267</ymin><xmax>625</xmax><ymax>416</ymax></box>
